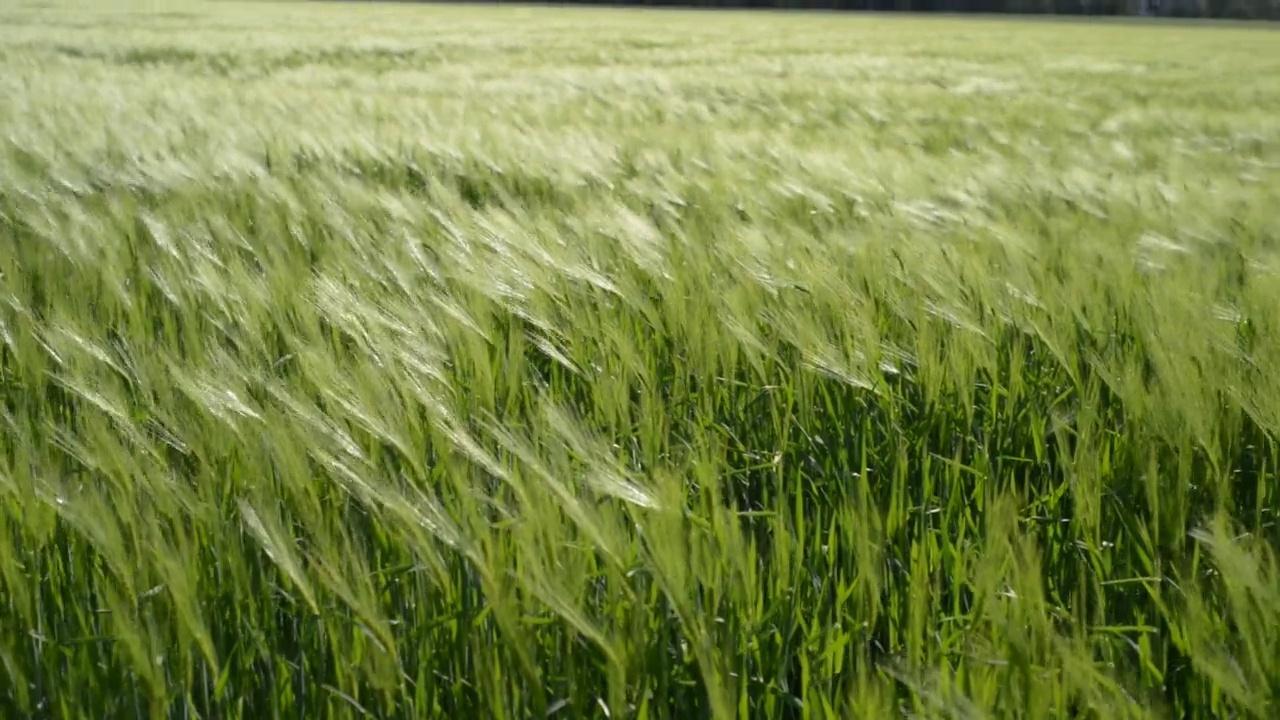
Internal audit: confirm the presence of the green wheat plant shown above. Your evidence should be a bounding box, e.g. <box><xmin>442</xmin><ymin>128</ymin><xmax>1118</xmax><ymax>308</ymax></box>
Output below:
<box><xmin>1</xmin><ymin>2</ymin><xmax>1279</xmax><ymax>718</ymax></box>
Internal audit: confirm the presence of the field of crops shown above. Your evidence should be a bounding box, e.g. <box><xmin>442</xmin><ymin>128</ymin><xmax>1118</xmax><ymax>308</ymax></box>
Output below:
<box><xmin>2</xmin><ymin>2</ymin><xmax>1279</xmax><ymax>718</ymax></box>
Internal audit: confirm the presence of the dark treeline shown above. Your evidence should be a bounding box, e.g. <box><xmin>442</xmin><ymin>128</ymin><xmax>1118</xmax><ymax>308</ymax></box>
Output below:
<box><xmin>477</xmin><ymin>0</ymin><xmax>1280</xmax><ymax>19</ymax></box>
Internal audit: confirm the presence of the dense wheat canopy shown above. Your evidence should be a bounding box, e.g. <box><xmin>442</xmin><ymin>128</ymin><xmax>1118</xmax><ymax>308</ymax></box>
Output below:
<box><xmin>1</xmin><ymin>3</ymin><xmax>1279</xmax><ymax>718</ymax></box>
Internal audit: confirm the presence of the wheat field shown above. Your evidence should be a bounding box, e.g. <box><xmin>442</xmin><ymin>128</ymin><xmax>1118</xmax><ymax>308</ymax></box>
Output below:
<box><xmin>1</xmin><ymin>2</ymin><xmax>1279</xmax><ymax>718</ymax></box>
